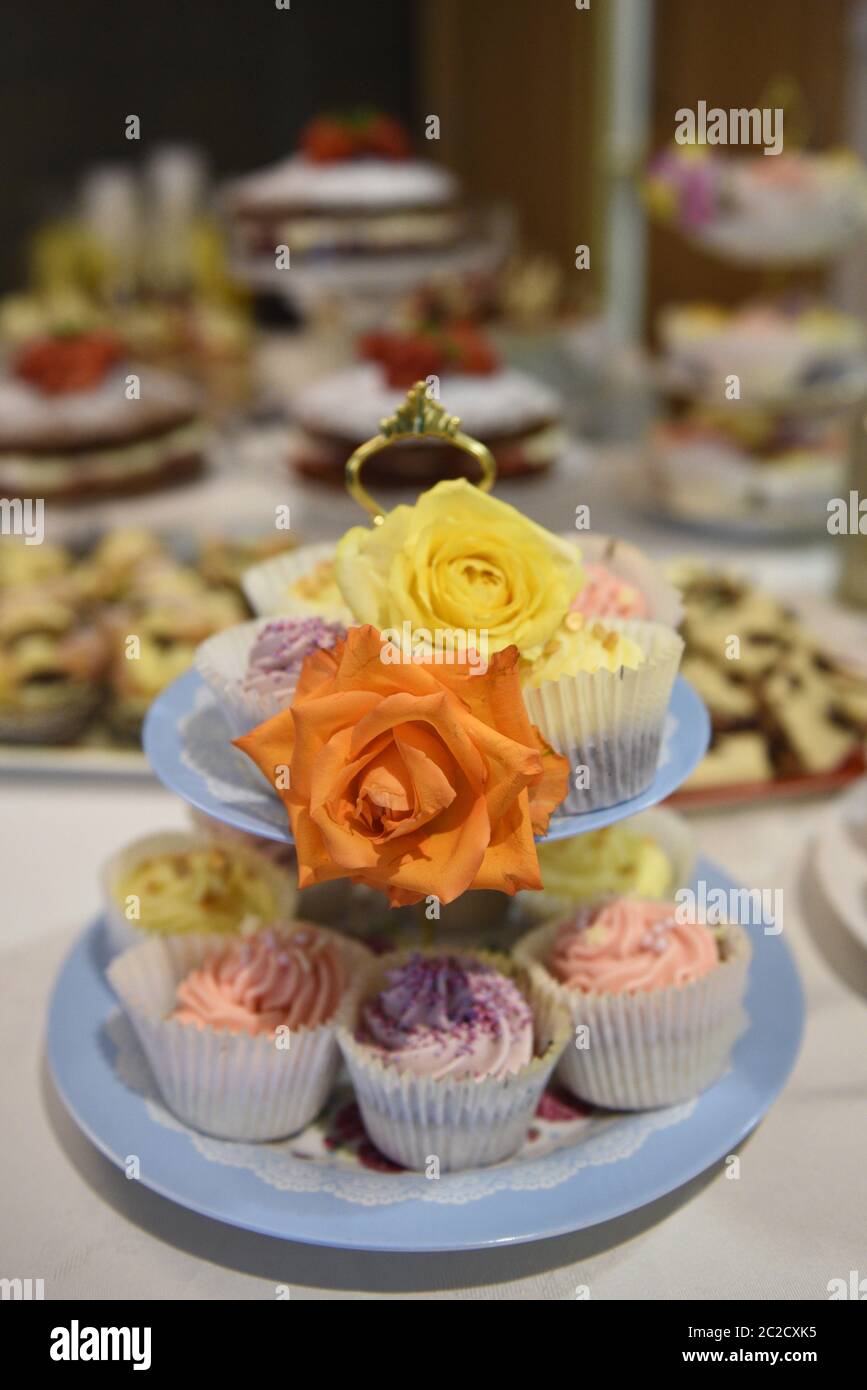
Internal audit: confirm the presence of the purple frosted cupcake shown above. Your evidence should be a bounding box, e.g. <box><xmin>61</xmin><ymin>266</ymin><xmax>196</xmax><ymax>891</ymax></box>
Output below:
<box><xmin>338</xmin><ymin>950</ymin><xmax>570</xmax><ymax>1170</ymax></box>
<box><xmin>360</xmin><ymin>954</ymin><xmax>534</xmax><ymax>1081</ymax></box>
<box><xmin>195</xmin><ymin>614</ymin><xmax>345</xmax><ymax>736</ymax></box>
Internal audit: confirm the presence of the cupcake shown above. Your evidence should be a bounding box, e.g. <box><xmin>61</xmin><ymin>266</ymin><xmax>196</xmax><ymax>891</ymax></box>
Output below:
<box><xmin>195</xmin><ymin>614</ymin><xmax>346</xmax><ymax>736</ymax></box>
<box><xmin>241</xmin><ymin>542</ymin><xmax>352</xmax><ymax>624</ymax></box>
<box><xmin>101</xmin><ymin>830</ymin><xmax>296</xmax><ymax>955</ymax></box>
<box><xmin>0</xmin><ymin>585</ymin><xmax>107</xmax><ymax>742</ymax></box>
<box><xmin>338</xmin><ymin>951</ymin><xmax>570</xmax><ymax>1171</ymax></box>
<box><xmin>108</xmin><ymin>925</ymin><xmax>368</xmax><ymax>1140</ymax></box>
<box><xmin>520</xmin><ymin>807</ymin><xmax>696</xmax><ymax>922</ymax></box>
<box><xmin>515</xmin><ymin>899</ymin><xmax>751</xmax><ymax>1110</ymax></box>
<box><xmin>566</xmin><ymin>534</ymin><xmax>683</xmax><ymax>628</ymax></box>
<box><xmin>522</xmin><ymin>617</ymin><xmax>684</xmax><ymax>814</ymax></box>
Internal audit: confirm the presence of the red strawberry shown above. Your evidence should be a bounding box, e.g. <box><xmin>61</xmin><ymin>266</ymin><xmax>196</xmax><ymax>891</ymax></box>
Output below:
<box><xmin>446</xmin><ymin>324</ymin><xmax>498</xmax><ymax>375</ymax></box>
<box><xmin>300</xmin><ymin>117</ymin><xmax>358</xmax><ymax>163</ymax></box>
<box><xmin>382</xmin><ymin>332</ymin><xmax>446</xmax><ymax>387</ymax></box>
<box><xmin>14</xmin><ymin>332</ymin><xmax>124</xmax><ymax>394</ymax></box>
<box><xmin>364</xmin><ymin>114</ymin><xmax>412</xmax><ymax>159</ymax></box>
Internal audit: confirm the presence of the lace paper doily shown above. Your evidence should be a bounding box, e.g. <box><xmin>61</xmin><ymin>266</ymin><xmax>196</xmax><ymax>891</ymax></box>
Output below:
<box><xmin>109</xmin><ymin>1011</ymin><xmax>695</xmax><ymax>1208</ymax></box>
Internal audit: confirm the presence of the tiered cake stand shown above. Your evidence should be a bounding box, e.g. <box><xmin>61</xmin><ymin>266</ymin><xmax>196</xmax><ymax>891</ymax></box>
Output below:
<box><xmin>642</xmin><ymin>137</ymin><xmax>867</xmax><ymax>536</ymax></box>
<box><xmin>46</xmin><ymin>398</ymin><xmax>804</xmax><ymax>1252</ymax></box>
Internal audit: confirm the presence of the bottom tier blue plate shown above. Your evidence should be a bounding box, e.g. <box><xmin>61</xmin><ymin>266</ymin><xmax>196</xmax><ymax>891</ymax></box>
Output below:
<box><xmin>46</xmin><ymin>857</ymin><xmax>803</xmax><ymax>1253</ymax></box>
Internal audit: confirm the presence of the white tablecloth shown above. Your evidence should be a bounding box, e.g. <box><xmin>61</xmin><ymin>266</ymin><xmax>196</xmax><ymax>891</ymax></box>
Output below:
<box><xmin>2</xmin><ymin>445</ymin><xmax>865</xmax><ymax>1299</ymax></box>
<box><xmin>2</xmin><ymin>780</ymin><xmax>866</xmax><ymax>1300</ymax></box>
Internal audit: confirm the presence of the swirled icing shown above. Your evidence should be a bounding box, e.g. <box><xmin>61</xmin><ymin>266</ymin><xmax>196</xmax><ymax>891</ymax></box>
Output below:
<box><xmin>548</xmin><ymin>899</ymin><xmax>719</xmax><ymax>994</ymax></box>
<box><xmin>360</xmin><ymin>954</ymin><xmax>533</xmax><ymax>1081</ymax></box>
<box><xmin>570</xmin><ymin>563</ymin><xmax>649</xmax><ymax>620</ymax></box>
<box><xmin>173</xmin><ymin>926</ymin><xmax>345</xmax><ymax>1035</ymax></box>
<box><xmin>242</xmin><ymin>617</ymin><xmax>345</xmax><ymax>701</ymax></box>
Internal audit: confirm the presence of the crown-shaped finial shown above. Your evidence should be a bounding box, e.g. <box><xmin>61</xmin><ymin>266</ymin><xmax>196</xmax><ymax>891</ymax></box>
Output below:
<box><xmin>379</xmin><ymin>381</ymin><xmax>461</xmax><ymax>440</ymax></box>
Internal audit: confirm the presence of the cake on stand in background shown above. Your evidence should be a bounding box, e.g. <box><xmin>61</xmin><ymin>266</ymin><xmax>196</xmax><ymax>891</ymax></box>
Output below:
<box><xmin>644</xmin><ymin>300</ymin><xmax>867</xmax><ymax>536</ymax></box>
<box><xmin>0</xmin><ymin>326</ymin><xmax>206</xmax><ymax>502</ymax></box>
<box><xmin>1</xmin><ymin>149</ymin><xmax>254</xmax><ymax>421</ymax></box>
<box><xmin>645</xmin><ymin>143</ymin><xmax>867</xmax><ymax>265</ymax></box>
<box><xmin>289</xmin><ymin>315</ymin><xmax>564</xmax><ymax>485</ymax></box>
<box><xmin>223</xmin><ymin>109</ymin><xmax>511</xmax><ymax>327</ymax></box>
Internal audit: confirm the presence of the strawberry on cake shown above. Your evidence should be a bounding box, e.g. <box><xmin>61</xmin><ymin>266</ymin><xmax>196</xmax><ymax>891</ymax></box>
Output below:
<box><xmin>290</xmin><ymin>321</ymin><xmax>564</xmax><ymax>484</ymax></box>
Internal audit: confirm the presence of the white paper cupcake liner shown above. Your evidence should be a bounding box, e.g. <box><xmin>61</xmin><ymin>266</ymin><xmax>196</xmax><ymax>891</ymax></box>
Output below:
<box><xmin>520</xmin><ymin>806</ymin><xmax>698</xmax><ymax>923</ymax></box>
<box><xmin>241</xmin><ymin>542</ymin><xmax>353</xmax><ymax>624</ymax></box>
<box><xmin>195</xmin><ymin>617</ymin><xmax>304</xmax><ymax>737</ymax></box>
<box><xmin>337</xmin><ymin>949</ymin><xmax>571</xmax><ymax>1171</ymax></box>
<box><xmin>108</xmin><ymin>929</ymin><xmax>371</xmax><ymax>1140</ymax></box>
<box><xmin>561</xmin><ymin>532</ymin><xmax>684</xmax><ymax>628</ymax></box>
<box><xmin>514</xmin><ymin>919</ymin><xmax>751</xmax><ymax>1110</ymax></box>
<box><xmin>523</xmin><ymin>619</ymin><xmax>684</xmax><ymax>815</ymax></box>
<box><xmin>101</xmin><ymin>830</ymin><xmax>297</xmax><ymax>957</ymax></box>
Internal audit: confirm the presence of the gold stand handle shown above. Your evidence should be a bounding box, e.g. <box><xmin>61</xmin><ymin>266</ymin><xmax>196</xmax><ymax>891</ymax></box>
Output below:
<box><xmin>345</xmin><ymin>380</ymin><xmax>497</xmax><ymax>525</ymax></box>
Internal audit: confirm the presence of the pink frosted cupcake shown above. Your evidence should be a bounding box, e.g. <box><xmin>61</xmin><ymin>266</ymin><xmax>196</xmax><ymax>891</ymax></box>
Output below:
<box><xmin>338</xmin><ymin>951</ymin><xmax>570</xmax><ymax>1170</ymax></box>
<box><xmin>108</xmin><ymin>924</ymin><xmax>369</xmax><ymax>1139</ymax></box>
<box><xmin>568</xmin><ymin>535</ymin><xmax>682</xmax><ymax>627</ymax></box>
<box><xmin>515</xmin><ymin>898</ymin><xmax>750</xmax><ymax>1109</ymax></box>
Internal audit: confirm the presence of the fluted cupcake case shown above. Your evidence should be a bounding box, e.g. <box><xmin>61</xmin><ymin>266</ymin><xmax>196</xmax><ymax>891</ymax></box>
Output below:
<box><xmin>337</xmin><ymin>950</ymin><xmax>572</xmax><ymax>1172</ymax></box>
<box><xmin>195</xmin><ymin>615</ymin><xmax>344</xmax><ymax>738</ymax></box>
<box><xmin>241</xmin><ymin>542</ymin><xmax>352</xmax><ymax>624</ymax></box>
<box><xmin>523</xmin><ymin>619</ymin><xmax>684</xmax><ymax>815</ymax></box>
<box><xmin>108</xmin><ymin>930</ymin><xmax>371</xmax><ymax>1141</ymax></box>
<box><xmin>514</xmin><ymin>919</ymin><xmax>752</xmax><ymax>1110</ymax></box>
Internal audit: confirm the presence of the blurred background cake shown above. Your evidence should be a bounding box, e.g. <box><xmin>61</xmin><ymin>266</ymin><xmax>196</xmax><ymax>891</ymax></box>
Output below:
<box><xmin>225</xmin><ymin>109</ymin><xmax>464</xmax><ymax>265</ymax></box>
<box><xmin>290</xmin><ymin>314</ymin><xmax>563</xmax><ymax>484</ymax></box>
<box><xmin>0</xmin><ymin>328</ymin><xmax>206</xmax><ymax>501</ymax></box>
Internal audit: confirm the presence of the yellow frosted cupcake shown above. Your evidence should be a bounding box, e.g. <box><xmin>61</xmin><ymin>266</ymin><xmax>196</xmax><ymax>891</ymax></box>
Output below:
<box><xmin>522</xmin><ymin>617</ymin><xmax>684</xmax><ymax>814</ymax></box>
<box><xmin>520</xmin><ymin>808</ymin><xmax>696</xmax><ymax>921</ymax></box>
<box><xmin>102</xmin><ymin>831</ymin><xmax>296</xmax><ymax>955</ymax></box>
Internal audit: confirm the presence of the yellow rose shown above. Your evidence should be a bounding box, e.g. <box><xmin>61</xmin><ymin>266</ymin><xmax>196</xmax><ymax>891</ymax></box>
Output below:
<box><xmin>334</xmin><ymin>479</ymin><xmax>584</xmax><ymax>658</ymax></box>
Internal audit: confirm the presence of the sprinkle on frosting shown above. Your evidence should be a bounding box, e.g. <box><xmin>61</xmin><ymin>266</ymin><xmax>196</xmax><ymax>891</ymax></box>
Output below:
<box><xmin>172</xmin><ymin>925</ymin><xmax>345</xmax><ymax>1036</ymax></box>
<box><xmin>570</xmin><ymin>563</ymin><xmax>649</xmax><ymax>621</ymax></box>
<box><xmin>548</xmin><ymin>899</ymin><xmax>719</xmax><ymax>994</ymax></box>
<box><xmin>242</xmin><ymin>617</ymin><xmax>345</xmax><ymax>702</ymax></box>
<box><xmin>360</xmin><ymin>954</ymin><xmax>534</xmax><ymax>1082</ymax></box>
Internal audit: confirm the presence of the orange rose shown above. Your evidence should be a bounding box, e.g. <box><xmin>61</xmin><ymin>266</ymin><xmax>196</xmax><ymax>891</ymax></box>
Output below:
<box><xmin>234</xmin><ymin>625</ymin><xmax>568</xmax><ymax>907</ymax></box>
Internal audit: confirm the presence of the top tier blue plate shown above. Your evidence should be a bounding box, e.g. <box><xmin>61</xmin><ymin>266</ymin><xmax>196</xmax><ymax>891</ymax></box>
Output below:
<box><xmin>143</xmin><ymin>668</ymin><xmax>709</xmax><ymax>844</ymax></box>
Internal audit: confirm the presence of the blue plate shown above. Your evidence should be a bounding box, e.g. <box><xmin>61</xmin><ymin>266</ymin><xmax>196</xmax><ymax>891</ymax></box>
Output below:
<box><xmin>143</xmin><ymin>668</ymin><xmax>710</xmax><ymax>845</ymax></box>
<box><xmin>46</xmin><ymin>858</ymin><xmax>802</xmax><ymax>1252</ymax></box>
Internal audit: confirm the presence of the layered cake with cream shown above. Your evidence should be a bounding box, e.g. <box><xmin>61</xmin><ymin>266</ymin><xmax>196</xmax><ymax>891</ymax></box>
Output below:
<box><xmin>0</xmin><ymin>330</ymin><xmax>206</xmax><ymax>500</ymax></box>
<box><xmin>226</xmin><ymin>110</ymin><xmax>463</xmax><ymax>263</ymax></box>
<box><xmin>291</xmin><ymin>322</ymin><xmax>563</xmax><ymax>483</ymax></box>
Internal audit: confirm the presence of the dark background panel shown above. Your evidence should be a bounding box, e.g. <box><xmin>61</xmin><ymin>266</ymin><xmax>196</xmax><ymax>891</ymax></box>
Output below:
<box><xmin>0</xmin><ymin>0</ymin><xmax>419</xmax><ymax>289</ymax></box>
